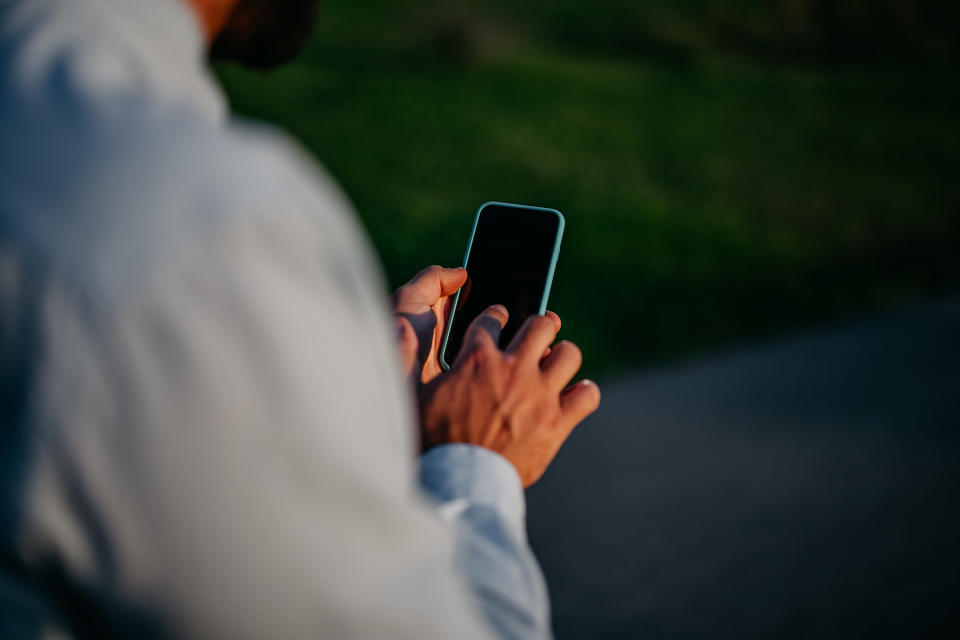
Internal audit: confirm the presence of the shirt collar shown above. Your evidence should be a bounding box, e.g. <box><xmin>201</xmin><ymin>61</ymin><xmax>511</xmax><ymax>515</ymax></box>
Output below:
<box><xmin>3</xmin><ymin>0</ymin><xmax>228</xmax><ymax>123</ymax></box>
<box><xmin>94</xmin><ymin>0</ymin><xmax>226</xmax><ymax>122</ymax></box>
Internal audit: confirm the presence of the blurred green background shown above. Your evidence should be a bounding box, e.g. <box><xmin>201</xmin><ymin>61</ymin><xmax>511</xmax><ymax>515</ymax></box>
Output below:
<box><xmin>217</xmin><ymin>0</ymin><xmax>960</xmax><ymax>378</ymax></box>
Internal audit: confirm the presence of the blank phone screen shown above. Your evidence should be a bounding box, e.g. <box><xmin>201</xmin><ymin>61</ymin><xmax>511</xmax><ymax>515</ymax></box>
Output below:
<box><xmin>444</xmin><ymin>204</ymin><xmax>562</xmax><ymax>365</ymax></box>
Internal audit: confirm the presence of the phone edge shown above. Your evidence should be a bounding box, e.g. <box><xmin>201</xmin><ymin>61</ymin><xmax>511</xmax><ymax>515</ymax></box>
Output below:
<box><xmin>439</xmin><ymin>201</ymin><xmax>565</xmax><ymax>370</ymax></box>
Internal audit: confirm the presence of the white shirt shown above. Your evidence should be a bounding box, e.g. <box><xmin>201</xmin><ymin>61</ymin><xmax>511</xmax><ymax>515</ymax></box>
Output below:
<box><xmin>0</xmin><ymin>0</ymin><xmax>550</xmax><ymax>637</ymax></box>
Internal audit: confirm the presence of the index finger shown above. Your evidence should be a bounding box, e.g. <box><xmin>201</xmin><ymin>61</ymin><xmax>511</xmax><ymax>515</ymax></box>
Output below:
<box><xmin>458</xmin><ymin>304</ymin><xmax>509</xmax><ymax>361</ymax></box>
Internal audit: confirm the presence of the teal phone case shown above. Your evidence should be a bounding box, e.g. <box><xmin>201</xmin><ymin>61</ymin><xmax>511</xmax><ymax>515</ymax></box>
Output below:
<box><xmin>439</xmin><ymin>201</ymin><xmax>565</xmax><ymax>370</ymax></box>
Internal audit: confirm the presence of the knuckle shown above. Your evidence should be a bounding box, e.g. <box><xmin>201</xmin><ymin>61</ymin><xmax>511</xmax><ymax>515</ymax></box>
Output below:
<box><xmin>467</xmin><ymin>342</ymin><xmax>486</xmax><ymax>361</ymax></box>
<box><xmin>467</xmin><ymin>340</ymin><xmax>496</xmax><ymax>365</ymax></box>
<box><xmin>416</xmin><ymin>265</ymin><xmax>443</xmax><ymax>282</ymax></box>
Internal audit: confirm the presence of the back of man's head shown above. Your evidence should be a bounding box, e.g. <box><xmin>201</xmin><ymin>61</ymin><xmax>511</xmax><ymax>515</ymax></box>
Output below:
<box><xmin>185</xmin><ymin>0</ymin><xmax>319</xmax><ymax>69</ymax></box>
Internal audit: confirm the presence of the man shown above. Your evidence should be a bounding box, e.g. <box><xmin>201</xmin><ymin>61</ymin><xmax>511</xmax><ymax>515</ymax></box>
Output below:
<box><xmin>0</xmin><ymin>0</ymin><xmax>600</xmax><ymax>637</ymax></box>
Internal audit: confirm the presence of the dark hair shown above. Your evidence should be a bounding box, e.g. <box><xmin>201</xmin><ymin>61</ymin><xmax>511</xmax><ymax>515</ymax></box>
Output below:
<box><xmin>210</xmin><ymin>0</ymin><xmax>319</xmax><ymax>70</ymax></box>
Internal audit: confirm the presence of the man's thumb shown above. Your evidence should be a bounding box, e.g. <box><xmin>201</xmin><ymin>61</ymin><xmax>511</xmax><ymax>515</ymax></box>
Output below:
<box><xmin>437</xmin><ymin>266</ymin><xmax>468</xmax><ymax>296</ymax></box>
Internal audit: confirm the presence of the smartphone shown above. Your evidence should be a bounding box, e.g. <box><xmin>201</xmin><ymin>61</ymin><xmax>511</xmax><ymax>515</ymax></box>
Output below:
<box><xmin>439</xmin><ymin>202</ymin><xmax>565</xmax><ymax>369</ymax></box>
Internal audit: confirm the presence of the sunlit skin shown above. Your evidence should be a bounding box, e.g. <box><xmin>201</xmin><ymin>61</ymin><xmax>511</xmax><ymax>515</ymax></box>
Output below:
<box><xmin>392</xmin><ymin>267</ymin><xmax>601</xmax><ymax>487</ymax></box>
<box><xmin>390</xmin><ymin>265</ymin><xmax>468</xmax><ymax>384</ymax></box>
<box><xmin>183</xmin><ymin>0</ymin><xmax>602</xmax><ymax>487</ymax></box>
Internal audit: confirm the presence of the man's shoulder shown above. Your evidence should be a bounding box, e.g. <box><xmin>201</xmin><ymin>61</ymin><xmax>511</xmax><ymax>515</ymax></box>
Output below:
<box><xmin>2</xmin><ymin>108</ymin><xmax>354</xmax><ymax>301</ymax></box>
<box><xmin>0</xmin><ymin>0</ymin><xmax>366</xmax><ymax>303</ymax></box>
<box><xmin>95</xmin><ymin>112</ymin><xmax>337</xmax><ymax>231</ymax></box>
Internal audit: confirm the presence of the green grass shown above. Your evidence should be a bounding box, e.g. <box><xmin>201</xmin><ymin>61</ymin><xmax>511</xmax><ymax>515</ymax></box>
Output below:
<box><xmin>216</xmin><ymin>3</ymin><xmax>960</xmax><ymax>378</ymax></box>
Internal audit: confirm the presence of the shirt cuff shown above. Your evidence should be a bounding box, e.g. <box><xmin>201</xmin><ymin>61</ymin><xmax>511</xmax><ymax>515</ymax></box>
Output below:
<box><xmin>418</xmin><ymin>444</ymin><xmax>526</xmax><ymax>527</ymax></box>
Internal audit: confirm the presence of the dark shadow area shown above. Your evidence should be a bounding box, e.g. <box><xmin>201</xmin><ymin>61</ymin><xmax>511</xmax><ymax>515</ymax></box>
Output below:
<box><xmin>528</xmin><ymin>297</ymin><xmax>960</xmax><ymax>638</ymax></box>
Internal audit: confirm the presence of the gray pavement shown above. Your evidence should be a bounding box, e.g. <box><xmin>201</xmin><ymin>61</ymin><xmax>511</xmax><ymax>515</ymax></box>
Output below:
<box><xmin>527</xmin><ymin>297</ymin><xmax>960</xmax><ymax>639</ymax></box>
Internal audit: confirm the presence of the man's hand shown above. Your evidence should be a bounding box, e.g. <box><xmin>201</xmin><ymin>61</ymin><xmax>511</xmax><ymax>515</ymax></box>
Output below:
<box><xmin>390</xmin><ymin>265</ymin><xmax>468</xmax><ymax>383</ymax></box>
<box><xmin>419</xmin><ymin>305</ymin><xmax>601</xmax><ymax>488</ymax></box>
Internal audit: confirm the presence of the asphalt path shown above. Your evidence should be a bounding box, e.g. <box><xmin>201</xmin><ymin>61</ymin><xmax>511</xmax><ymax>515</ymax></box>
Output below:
<box><xmin>527</xmin><ymin>297</ymin><xmax>960</xmax><ymax>639</ymax></box>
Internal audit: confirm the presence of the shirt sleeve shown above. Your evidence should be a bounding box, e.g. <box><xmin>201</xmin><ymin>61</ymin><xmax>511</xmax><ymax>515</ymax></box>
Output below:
<box><xmin>18</xmin><ymin>163</ymin><xmax>507</xmax><ymax>639</ymax></box>
<box><xmin>419</xmin><ymin>445</ymin><xmax>553</xmax><ymax>640</ymax></box>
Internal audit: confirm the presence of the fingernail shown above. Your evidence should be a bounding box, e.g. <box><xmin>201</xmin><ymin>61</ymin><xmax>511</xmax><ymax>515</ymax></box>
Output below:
<box><xmin>490</xmin><ymin>304</ymin><xmax>507</xmax><ymax>315</ymax></box>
